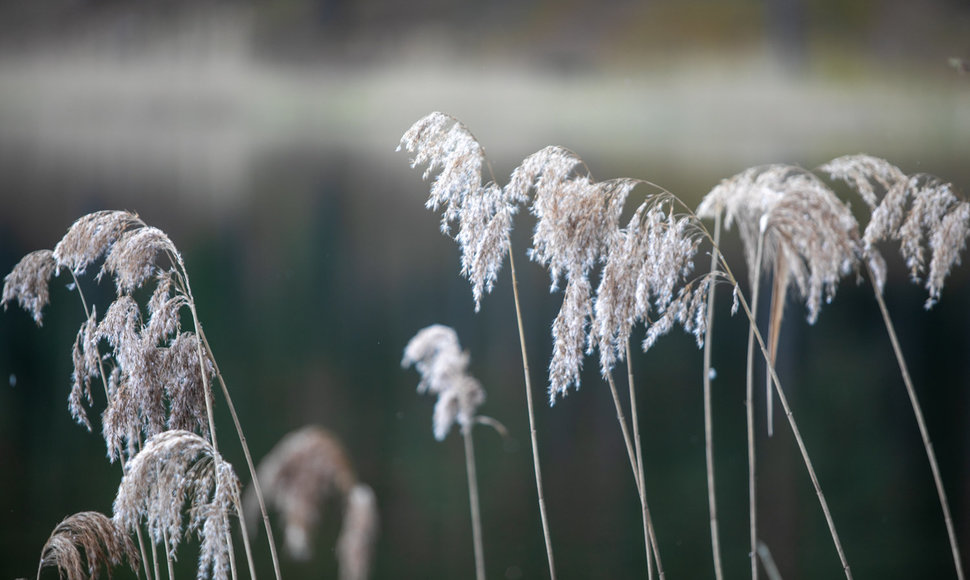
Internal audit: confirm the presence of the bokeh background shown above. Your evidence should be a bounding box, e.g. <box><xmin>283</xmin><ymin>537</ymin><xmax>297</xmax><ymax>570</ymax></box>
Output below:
<box><xmin>1</xmin><ymin>1</ymin><xmax>969</xmax><ymax>578</ymax></box>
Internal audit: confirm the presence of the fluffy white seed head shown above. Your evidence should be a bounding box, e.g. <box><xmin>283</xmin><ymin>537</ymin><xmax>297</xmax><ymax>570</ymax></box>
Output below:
<box><xmin>400</xmin><ymin>112</ymin><xmax>524</xmax><ymax>310</ymax></box>
<box><xmin>402</xmin><ymin>324</ymin><xmax>485</xmax><ymax>440</ymax></box>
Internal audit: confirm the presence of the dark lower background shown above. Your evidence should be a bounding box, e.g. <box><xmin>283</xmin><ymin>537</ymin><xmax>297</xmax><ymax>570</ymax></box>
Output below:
<box><xmin>1</xmin><ymin>1</ymin><xmax>969</xmax><ymax>578</ymax></box>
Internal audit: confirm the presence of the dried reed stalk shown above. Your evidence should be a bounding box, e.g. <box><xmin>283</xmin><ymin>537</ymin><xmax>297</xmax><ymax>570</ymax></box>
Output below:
<box><xmin>401</xmin><ymin>113</ymin><xmax>556</xmax><ymax>579</ymax></box>
<box><xmin>822</xmin><ymin>154</ymin><xmax>968</xmax><ymax>580</ymax></box>
<box><xmin>35</xmin><ymin>511</ymin><xmax>139</xmax><ymax>580</ymax></box>
<box><xmin>403</xmin><ymin>324</ymin><xmax>488</xmax><ymax>580</ymax></box>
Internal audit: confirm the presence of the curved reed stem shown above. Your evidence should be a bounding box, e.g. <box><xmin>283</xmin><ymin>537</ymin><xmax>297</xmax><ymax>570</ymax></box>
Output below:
<box><xmin>702</xmin><ymin>213</ymin><xmax>724</xmax><ymax>580</ymax></box>
<box><xmin>508</xmin><ymin>247</ymin><xmax>557</xmax><ymax>580</ymax></box>
<box><xmin>868</xmin><ymin>264</ymin><xmax>964</xmax><ymax>580</ymax></box>
<box><xmin>175</xmin><ymin>251</ymin><xmax>278</xmax><ymax>580</ymax></box>
<box><xmin>729</xmin><ymin>275</ymin><xmax>852</xmax><ymax>579</ymax></box>
<box><xmin>662</xmin><ymin>191</ymin><xmax>850</xmax><ymax>578</ymax></box>
<box><xmin>745</xmin><ymin>231</ymin><xmax>766</xmax><ymax>580</ymax></box>
<box><xmin>625</xmin><ymin>345</ymin><xmax>649</xmax><ymax>578</ymax></box>
<box><xmin>198</xmin><ymin>327</ymin><xmax>283</xmax><ymax>580</ymax></box>
<box><xmin>625</xmin><ymin>342</ymin><xmax>663</xmax><ymax>579</ymax></box>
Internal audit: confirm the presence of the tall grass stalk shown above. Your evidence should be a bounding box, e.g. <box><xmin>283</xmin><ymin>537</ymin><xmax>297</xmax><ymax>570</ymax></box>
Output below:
<box><xmin>821</xmin><ymin>154</ymin><xmax>968</xmax><ymax>579</ymax></box>
<box><xmin>508</xmin><ymin>248</ymin><xmax>558</xmax><ymax>580</ymax></box>
<box><xmin>462</xmin><ymin>422</ymin><xmax>486</xmax><ymax>580</ymax></box>
<box><xmin>745</xmin><ymin>230</ymin><xmax>765</xmax><ymax>580</ymax></box>
<box><xmin>403</xmin><ymin>324</ymin><xmax>494</xmax><ymax>580</ymax></box>
<box><xmin>868</xmin><ymin>265</ymin><xmax>964</xmax><ymax>580</ymax></box>
<box><xmin>399</xmin><ymin>113</ymin><xmax>557</xmax><ymax>579</ymax></box>
<box><xmin>625</xmin><ymin>342</ymin><xmax>662</xmax><ymax>578</ymax></box>
<box><xmin>702</xmin><ymin>212</ymin><xmax>724</xmax><ymax>580</ymax></box>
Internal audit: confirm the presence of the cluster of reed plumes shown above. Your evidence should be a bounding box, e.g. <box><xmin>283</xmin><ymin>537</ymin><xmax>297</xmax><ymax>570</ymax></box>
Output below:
<box><xmin>400</xmin><ymin>111</ymin><xmax>969</xmax><ymax>579</ymax></box>
<box><xmin>3</xmin><ymin>211</ymin><xmax>380</xmax><ymax>580</ymax></box>
<box><xmin>245</xmin><ymin>425</ymin><xmax>379</xmax><ymax>580</ymax></box>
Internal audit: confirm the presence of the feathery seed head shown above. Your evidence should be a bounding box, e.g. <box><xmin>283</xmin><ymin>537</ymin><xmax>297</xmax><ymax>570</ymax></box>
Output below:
<box><xmin>400</xmin><ymin>112</ymin><xmax>522</xmax><ymax>310</ymax></box>
<box><xmin>100</xmin><ymin>227</ymin><xmax>178</xmax><ymax>294</ymax></box>
<box><xmin>163</xmin><ymin>332</ymin><xmax>214</xmax><ymax>436</ymax></box>
<box><xmin>516</xmin><ymin>148</ymin><xmax>633</xmax><ymax>400</ymax></box>
<box><xmin>37</xmin><ymin>511</ymin><xmax>139</xmax><ymax>580</ymax></box>
<box><xmin>2</xmin><ymin>249</ymin><xmax>56</xmax><ymax>325</ymax></box>
<box><xmin>697</xmin><ymin>165</ymin><xmax>861</xmax><ymax>323</ymax></box>
<box><xmin>402</xmin><ymin>324</ymin><xmax>485</xmax><ymax>439</ymax></box>
<box><xmin>69</xmin><ymin>306</ymin><xmax>100</xmax><ymax>430</ymax></box>
<box><xmin>113</xmin><ymin>430</ymin><xmax>239</xmax><ymax>580</ymax></box>
<box><xmin>145</xmin><ymin>270</ymin><xmax>187</xmax><ymax>345</ymax></box>
<box><xmin>820</xmin><ymin>154</ymin><xmax>906</xmax><ymax>210</ymax></box>
<box><xmin>53</xmin><ymin>211</ymin><xmax>141</xmax><ymax>276</ymax></box>
<box><xmin>822</xmin><ymin>155</ymin><xmax>970</xmax><ymax>306</ymax></box>
<box><xmin>247</xmin><ymin>426</ymin><xmax>357</xmax><ymax>560</ymax></box>
<box><xmin>591</xmin><ymin>199</ymin><xmax>707</xmax><ymax>376</ymax></box>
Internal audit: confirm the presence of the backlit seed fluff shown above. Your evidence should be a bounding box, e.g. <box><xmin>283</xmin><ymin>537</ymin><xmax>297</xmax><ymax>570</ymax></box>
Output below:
<box><xmin>402</xmin><ymin>324</ymin><xmax>485</xmax><ymax>440</ymax></box>
<box><xmin>113</xmin><ymin>430</ymin><xmax>239</xmax><ymax>580</ymax></box>
<box><xmin>822</xmin><ymin>155</ymin><xmax>970</xmax><ymax>307</ymax></box>
<box><xmin>400</xmin><ymin>112</ymin><xmax>526</xmax><ymax>311</ymax></box>
<box><xmin>1</xmin><ymin>249</ymin><xmax>56</xmax><ymax>326</ymax></box>
<box><xmin>53</xmin><ymin>210</ymin><xmax>141</xmax><ymax>276</ymax></box>
<box><xmin>36</xmin><ymin>511</ymin><xmax>139</xmax><ymax>580</ymax></box>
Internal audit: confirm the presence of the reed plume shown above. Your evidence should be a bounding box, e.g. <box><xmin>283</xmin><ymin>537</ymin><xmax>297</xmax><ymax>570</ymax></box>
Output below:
<box><xmin>403</xmin><ymin>324</ymin><xmax>486</xmax><ymax>439</ymax></box>
<box><xmin>591</xmin><ymin>195</ymin><xmax>710</xmax><ymax>375</ymax></box>
<box><xmin>403</xmin><ymin>324</ymin><xmax>489</xmax><ymax>580</ymax></box>
<box><xmin>113</xmin><ymin>430</ymin><xmax>240</xmax><ymax>580</ymax></box>
<box><xmin>1</xmin><ymin>249</ymin><xmax>56</xmax><ymax>326</ymax></box>
<box><xmin>510</xmin><ymin>146</ymin><xmax>634</xmax><ymax>400</ymax></box>
<box><xmin>399</xmin><ymin>112</ymin><xmax>526</xmax><ymax>311</ymax></box>
<box><xmin>822</xmin><ymin>154</ymin><xmax>970</xmax><ymax>307</ymax></box>
<box><xmin>35</xmin><ymin>511</ymin><xmax>139</xmax><ymax>580</ymax></box>
<box><xmin>401</xmin><ymin>113</ymin><xmax>557</xmax><ymax>579</ymax></box>
<box><xmin>246</xmin><ymin>426</ymin><xmax>357</xmax><ymax>560</ymax></box>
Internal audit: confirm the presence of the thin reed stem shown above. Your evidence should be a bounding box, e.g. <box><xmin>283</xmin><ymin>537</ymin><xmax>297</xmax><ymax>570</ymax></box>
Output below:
<box><xmin>625</xmin><ymin>342</ymin><xmax>663</xmax><ymax>580</ymax></box>
<box><xmin>746</xmin><ymin>231</ymin><xmax>766</xmax><ymax>580</ymax></box>
<box><xmin>175</xmin><ymin>251</ymin><xmax>277</xmax><ymax>580</ymax></box>
<box><xmin>149</xmin><ymin>531</ymin><xmax>161</xmax><ymax>580</ymax></box>
<box><xmin>681</xmin><ymin>194</ymin><xmax>849</xmax><ymax>578</ymax></box>
<box><xmin>868</xmin><ymin>264</ymin><xmax>964</xmax><ymax>580</ymax></box>
<box><xmin>605</xmin><ymin>372</ymin><xmax>640</xmax><ymax>489</ymax></box>
<box><xmin>625</xmin><ymin>343</ymin><xmax>650</xmax><ymax>579</ymax></box>
<box><xmin>463</xmin><ymin>426</ymin><xmax>486</xmax><ymax>580</ymax></box>
<box><xmin>702</xmin><ymin>213</ymin><xmax>724</xmax><ymax>580</ymax></box>
<box><xmin>235</xmin><ymin>492</ymin><xmax>257</xmax><ymax>580</ymax></box>
<box><xmin>224</xmin><ymin>513</ymin><xmax>238</xmax><ymax>580</ymax></box>
<box><xmin>508</xmin><ymin>247</ymin><xmax>557</xmax><ymax>580</ymax></box>
<box><xmin>181</xmin><ymin>284</ymin><xmax>240</xmax><ymax>580</ymax></box>
<box><xmin>134</xmin><ymin>526</ymin><xmax>154</xmax><ymax>580</ymax></box>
